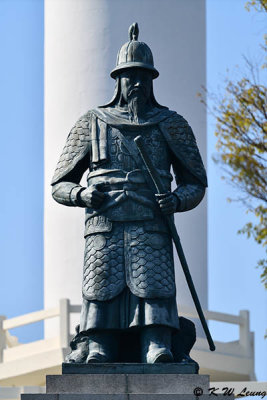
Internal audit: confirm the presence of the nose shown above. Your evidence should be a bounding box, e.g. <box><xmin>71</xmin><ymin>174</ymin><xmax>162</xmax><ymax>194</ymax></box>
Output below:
<box><xmin>134</xmin><ymin>80</ymin><xmax>141</xmax><ymax>88</ymax></box>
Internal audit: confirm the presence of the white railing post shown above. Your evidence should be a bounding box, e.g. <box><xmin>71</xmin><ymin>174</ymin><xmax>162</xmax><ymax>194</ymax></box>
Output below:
<box><xmin>0</xmin><ymin>315</ymin><xmax>6</xmax><ymax>362</ymax></box>
<box><xmin>249</xmin><ymin>331</ymin><xmax>256</xmax><ymax>380</ymax></box>
<box><xmin>239</xmin><ymin>310</ymin><xmax>250</xmax><ymax>355</ymax></box>
<box><xmin>59</xmin><ymin>299</ymin><xmax>70</xmax><ymax>348</ymax></box>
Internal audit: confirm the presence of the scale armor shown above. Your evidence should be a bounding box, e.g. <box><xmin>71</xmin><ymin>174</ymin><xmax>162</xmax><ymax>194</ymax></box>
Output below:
<box><xmin>83</xmin><ymin>222</ymin><xmax>175</xmax><ymax>301</ymax></box>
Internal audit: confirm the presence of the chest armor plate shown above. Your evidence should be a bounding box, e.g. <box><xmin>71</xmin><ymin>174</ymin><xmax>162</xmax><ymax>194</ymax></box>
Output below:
<box><xmin>103</xmin><ymin>125</ymin><xmax>171</xmax><ymax>172</ymax></box>
<box><xmin>86</xmin><ymin>125</ymin><xmax>173</xmax><ymax>224</ymax></box>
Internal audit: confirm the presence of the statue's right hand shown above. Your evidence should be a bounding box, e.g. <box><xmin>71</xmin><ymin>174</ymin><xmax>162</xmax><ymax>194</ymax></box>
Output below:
<box><xmin>80</xmin><ymin>185</ymin><xmax>105</xmax><ymax>208</ymax></box>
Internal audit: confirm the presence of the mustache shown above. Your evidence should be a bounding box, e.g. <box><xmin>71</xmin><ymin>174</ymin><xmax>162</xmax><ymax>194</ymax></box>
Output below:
<box><xmin>128</xmin><ymin>87</ymin><xmax>146</xmax><ymax>97</ymax></box>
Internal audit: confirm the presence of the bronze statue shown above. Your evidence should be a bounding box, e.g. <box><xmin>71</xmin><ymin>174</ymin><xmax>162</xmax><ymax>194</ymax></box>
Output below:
<box><xmin>51</xmin><ymin>23</ymin><xmax>208</xmax><ymax>365</ymax></box>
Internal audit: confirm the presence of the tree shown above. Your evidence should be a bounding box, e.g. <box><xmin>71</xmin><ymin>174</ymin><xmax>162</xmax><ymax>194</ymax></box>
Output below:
<box><xmin>202</xmin><ymin>0</ymin><xmax>267</xmax><ymax>288</ymax></box>
<box><xmin>245</xmin><ymin>0</ymin><xmax>267</xmax><ymax>13</ymax></box>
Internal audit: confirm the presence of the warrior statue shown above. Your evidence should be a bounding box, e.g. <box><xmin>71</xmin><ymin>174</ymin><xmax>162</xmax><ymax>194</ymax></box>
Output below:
<box><xmin>52</xmin><ymin>23</ymin><xmax>207</xmax><ymax>364</ymax></box>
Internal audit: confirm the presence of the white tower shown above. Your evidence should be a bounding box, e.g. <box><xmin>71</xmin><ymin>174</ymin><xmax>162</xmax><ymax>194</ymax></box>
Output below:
<box><xmin>44</xmin><ymin>0</ymin><xmax>207</xmax><ymax>337</ymax></box>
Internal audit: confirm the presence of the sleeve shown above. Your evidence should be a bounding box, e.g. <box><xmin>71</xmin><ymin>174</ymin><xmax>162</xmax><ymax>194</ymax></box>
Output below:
<box><xmin>51</xmin><ymin>152</ymin><xmax>90</xmax><ymax>207</ymax></box>
<box><xmin>169</xmin><ymin>119</ymin><xmax>206</xmax><ymax>212</ymax></box>
<box><xmin>172</xmin><ymin>154</ymin><xmax>206</xmax><ymax>212</ymax></box>
<box><xmin>160</xmin><ymin>112</ymin><xmax>207</xmax><ymax>212</ymax></box>
<box><xmin>51</xmin><ymin>113</ymin><xmax>91</xmax><ymax>207</ymax></box>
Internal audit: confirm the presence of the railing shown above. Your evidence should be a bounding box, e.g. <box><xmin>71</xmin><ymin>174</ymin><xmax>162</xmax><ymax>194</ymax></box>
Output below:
<box><xmin>179</xmin><ymin>306</ymin><xmax>253</xmax><ymax>356</ymax></box>
<box><xmin>0</xmin><ymin>299</ymin><xmax>72</xmax><ymax>361</ymax></box>
<box><xmin>0</xmin><ymin>299</ymin><xmax>254</xmax><ymax>365</ymax></box>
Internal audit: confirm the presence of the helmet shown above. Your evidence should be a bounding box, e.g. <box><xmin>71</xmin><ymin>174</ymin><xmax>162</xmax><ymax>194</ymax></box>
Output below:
<box><xmin>110</xmin><ymin>22</ymin><xmax>159</xmax><ymax>79</ymax></box>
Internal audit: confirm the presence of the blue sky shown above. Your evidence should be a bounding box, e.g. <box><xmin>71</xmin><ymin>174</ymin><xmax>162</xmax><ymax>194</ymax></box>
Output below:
<box><xmin>207</xmin><ymin>0</ymin><xmax>267</xmax><ymax>381</ymax></box>
<box><xmin>0</xmin><ymin>0</ymin><xmax>44</xmax><ymax>341</ymax></box>
<box><xmin>0</xmin><ymin>0</ymin><xmax>266</xmax><ymax>383</ymax></box>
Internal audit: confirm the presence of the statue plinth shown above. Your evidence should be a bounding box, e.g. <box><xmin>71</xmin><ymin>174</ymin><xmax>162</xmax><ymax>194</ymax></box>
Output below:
<box><xmin>62</xmin><ymin>362</ymin><xmax>198</xmax><ymax>374</ymax></box>
<box><xmin>21</xmin><ymin>365</ymin><xmax>234</xmax><ymax>399</ymax></box>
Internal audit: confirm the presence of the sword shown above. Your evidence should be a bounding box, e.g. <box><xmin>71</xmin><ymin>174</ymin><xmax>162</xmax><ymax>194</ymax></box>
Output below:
<box><xmin>134</xmin><ymin>135</ymin><xmax>215</xmax><ymax>352</ymax></box>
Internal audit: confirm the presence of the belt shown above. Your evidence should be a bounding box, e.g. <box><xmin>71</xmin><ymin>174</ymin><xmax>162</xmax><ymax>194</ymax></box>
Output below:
<box><xmin>97</xmin><ymin>182</ymin><xmax>147</xmax><ymax>192</ymax></box>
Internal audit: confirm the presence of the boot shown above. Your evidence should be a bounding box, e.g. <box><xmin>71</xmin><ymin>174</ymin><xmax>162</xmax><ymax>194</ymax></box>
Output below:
<box><xmin>141</xmin><ymin>325</ymin><xmax>174</xmax><ymax>363</ymax></box>
<box><xmin>86</xmin><ymin>330</ymin><xmax>118</xmax><ymax>363</ymax></box>
<box><xmin>65</xmin><ymin>326</ymin><xmax>89</xmax><ymax>364</ymax></box>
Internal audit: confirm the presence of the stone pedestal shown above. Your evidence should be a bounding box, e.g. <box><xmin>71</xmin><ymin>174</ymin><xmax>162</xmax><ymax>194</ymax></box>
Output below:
<box><xmin>21</xmin><ymin>364</ymin><xmax>234</xmax><ymax>399</ymax></box>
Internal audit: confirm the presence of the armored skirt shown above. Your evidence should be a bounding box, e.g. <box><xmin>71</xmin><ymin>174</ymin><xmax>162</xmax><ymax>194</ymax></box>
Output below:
<box><xmin>80</xmin><ymin>220</ymin><xmax>180</xmax><ymax>332</ymax></box>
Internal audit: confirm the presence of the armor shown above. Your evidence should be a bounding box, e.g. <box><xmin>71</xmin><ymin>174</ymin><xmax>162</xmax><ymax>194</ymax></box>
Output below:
<box><xmin>52</xmin><ymin>110</ymin><xmax>207</xmax><ymax>189</ymax></box>
<box><xmin>82</xmin><ymin>222</ymin><xmax>175</xmax><ymax>301</ymax></box>
<box><xmin>52</xmin><ymin>115</ymin><xmax>206</xmax><ymax>301</ymax></box>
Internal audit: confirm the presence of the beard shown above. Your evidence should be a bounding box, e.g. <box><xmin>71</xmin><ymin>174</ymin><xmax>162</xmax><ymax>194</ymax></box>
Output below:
<box><xmin>127</xmin><ymin>92</ymin><xmax>147</xmax><ymax>123</ymax></box>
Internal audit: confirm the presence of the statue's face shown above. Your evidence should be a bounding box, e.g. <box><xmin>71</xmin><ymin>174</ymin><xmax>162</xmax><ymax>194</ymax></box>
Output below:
<box><xmin>120</xmin><ymin>68</ymin><xmax>153</xmax><ymax>104</ymax></box>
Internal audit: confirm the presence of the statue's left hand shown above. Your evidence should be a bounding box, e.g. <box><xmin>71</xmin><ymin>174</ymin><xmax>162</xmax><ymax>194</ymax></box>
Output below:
<box><xmin>155</xmin><ymin>192</ymin><xmax>178</xmax><ymax>215</ymax></box>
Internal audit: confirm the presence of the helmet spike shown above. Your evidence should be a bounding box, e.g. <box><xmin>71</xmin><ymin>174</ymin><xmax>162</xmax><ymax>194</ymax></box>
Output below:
<box><xmin>129</xmin><ymin>22</ymin><xmax>139</xmax><ymax>41</ymax></box>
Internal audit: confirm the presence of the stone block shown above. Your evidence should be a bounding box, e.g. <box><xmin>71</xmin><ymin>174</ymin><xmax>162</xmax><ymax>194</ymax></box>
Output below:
<box><xmin>46</xmin><ymin>375</ymin><xmax>127</xmax><ymax>395</ymax></box>
<box><xmin>46</xmin><ymin>374</ymin><xmax>209</xmax><ymax>395</ymax></box>
<box><xmin>21</xmin><ymin>396</ymin><xmax>57</xmax><ymax>400</ymax></box>
<box><xmin>128</xmin><ymin>374</ymin><xmax>209</xmax><ymax>395</ymax></box>
<box><xmin>62</xmin><ymin>363</ymin><xmax>198</xmax><ymax>375</ymax></box>
<box><xmin>22</xmin><ymin>394</ymin><xmax>234</xmax><ymax>400</ymax></box>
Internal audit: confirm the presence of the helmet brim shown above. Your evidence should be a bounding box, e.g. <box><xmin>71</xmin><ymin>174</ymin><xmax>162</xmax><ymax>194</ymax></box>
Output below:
<box><xmin>110</xmin><ymin>62</ymin><xmax>159</xmax><ymax>79</ymax></box>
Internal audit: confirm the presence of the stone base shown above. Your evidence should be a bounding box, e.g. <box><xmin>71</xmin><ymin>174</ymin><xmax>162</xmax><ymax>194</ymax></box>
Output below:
<box><xmin>22</xmin><ymin>395</ymin><xmax>234</xmax><ymax>399</ymax></box>
<box><xmin>46</xmin><ymin>373</ymin><xmax>209</xmax><ymax>395</ymax></box>
<box><xmin>21</xmin><ymin>363</ymin><xmax>234</xmax><ymax>399</ymax></box>
<box><xmin>62</xmin><ymin>362</ymin><xmax>198</xmax><ymax>375</ymax></box>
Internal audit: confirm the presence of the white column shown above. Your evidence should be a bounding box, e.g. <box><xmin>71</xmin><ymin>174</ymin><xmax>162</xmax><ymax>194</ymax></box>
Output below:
<box><xmin>44</xmin><ymin>0</ymin><xmax>207</xmax><ymax>337</ymax></box>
